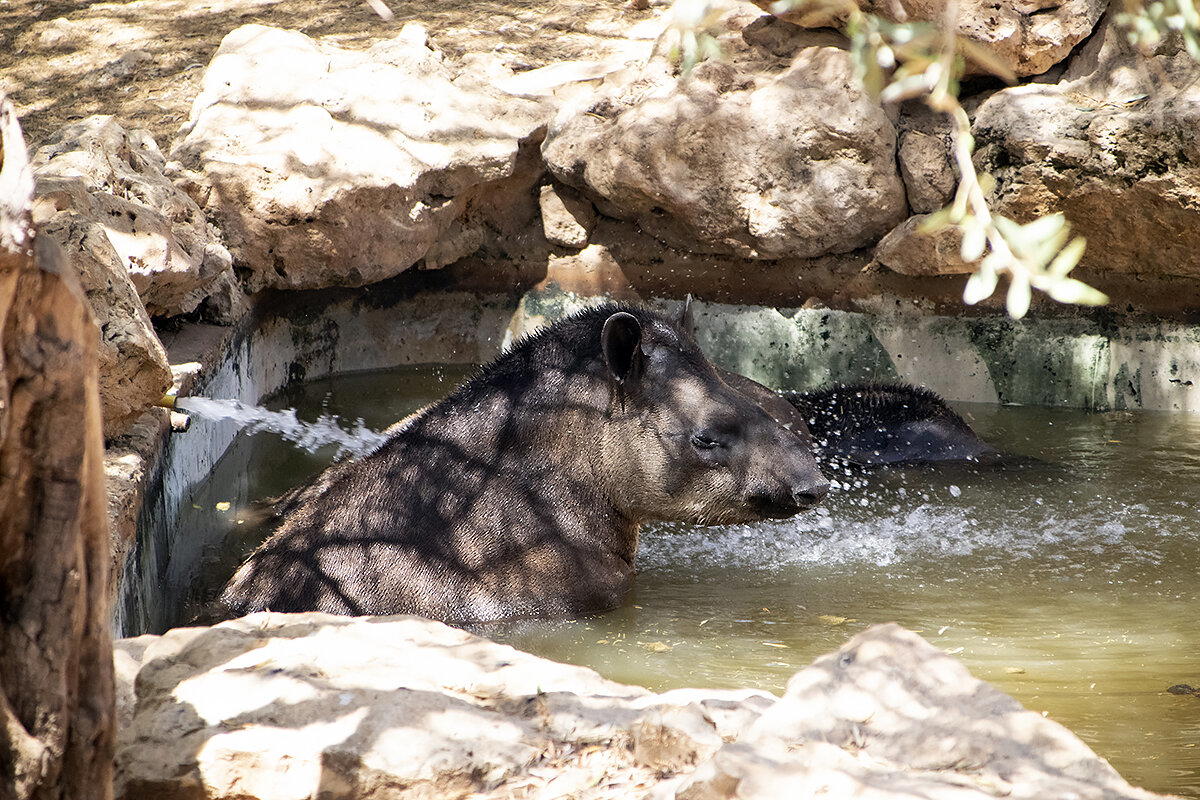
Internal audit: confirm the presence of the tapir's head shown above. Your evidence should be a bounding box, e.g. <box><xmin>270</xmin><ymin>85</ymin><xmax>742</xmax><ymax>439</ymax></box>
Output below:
<box><xmin>592</xmin><ymin>305</ymin><xmax>828</xmax><ymax>525</ymax></box>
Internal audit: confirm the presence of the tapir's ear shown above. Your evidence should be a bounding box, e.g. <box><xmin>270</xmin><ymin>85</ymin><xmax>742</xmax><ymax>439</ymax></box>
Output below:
<box><xmin>602</xmin><ymin>311</ymin><xmax>644</xmax><ymax>386</ymax></box>
<box><xmin>678</xmin><ymin>294</ymin><xmax>695</xmax><ymax>334</ymax></box>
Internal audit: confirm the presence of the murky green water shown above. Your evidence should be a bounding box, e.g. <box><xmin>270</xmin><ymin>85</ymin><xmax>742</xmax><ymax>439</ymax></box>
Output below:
<box><xmin>170</xmin><ymin>364</ymin><xmax>1200</xmax><ymax>798</ymax></box>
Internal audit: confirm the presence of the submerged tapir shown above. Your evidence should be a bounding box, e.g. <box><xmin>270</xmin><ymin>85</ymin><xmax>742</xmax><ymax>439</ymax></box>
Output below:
<box><xmin>214</xmin><ymin>305</ymin><xmax>830</xmax><ymax>624</ymax></box>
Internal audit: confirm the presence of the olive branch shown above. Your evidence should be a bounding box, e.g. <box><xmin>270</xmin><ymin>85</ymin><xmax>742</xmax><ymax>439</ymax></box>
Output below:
<box><xmin>654</xmin><ymin>0</ymin><xmax>1113</xmax><ymax>318</ymax></box>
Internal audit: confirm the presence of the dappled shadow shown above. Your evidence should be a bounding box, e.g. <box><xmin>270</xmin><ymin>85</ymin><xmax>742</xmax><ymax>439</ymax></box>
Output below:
<box><xmin>727</xmin><ymin>623</ymin><xmax>1157</xmax><ymax>799</ymax></box>
<box><xmin>1</xmin><ymin>0</ymin><xmax>659</xmax><ymax>148</ymax></box>
<box><xmin>212</xmin><ymin>304</ymin><xmax>826</xmax><ymax>625</ymax></box>
<box><xmin>117</xmin><ymin>615</ymin><xmax>567</xmax><ymax>798</ymax></box>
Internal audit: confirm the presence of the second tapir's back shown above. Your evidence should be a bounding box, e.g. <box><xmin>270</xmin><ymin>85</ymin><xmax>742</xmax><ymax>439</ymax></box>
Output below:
<box><xmin>213</xmin><ymin>304</ymin><xmax>828</xmax><ymax>625</ymax></box>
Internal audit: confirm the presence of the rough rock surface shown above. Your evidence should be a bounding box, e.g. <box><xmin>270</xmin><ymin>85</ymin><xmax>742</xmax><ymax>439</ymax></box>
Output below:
<box><xmin>114</xmin><ymin>613</ymin><xmax>772</xmax><ymax>800</ymax></box>
<box><xmin>753</xmin><ymin>0</ymin><xmax>1107</xmax><ymax>77</ymax></box>
<box><xmin>32</xmin><ymin>201</ymin><xmax>171</xmax><ymax>439</ymax></box>
<box><xmin>541</xmin><ymin>47</ymin><xmax>906</xmax><ymax>260</ymax></box>
<box><xmin>31</xmin><ymin>116</ymin><xmax>233</xmax><ymax>317</ymax></box>
<box><xmin>897</xmin><ymin>102</ymin><xmax>957</xmax><ymax>214</ymax></box>
<box><xmin>874</xmin><ymin>214</ymin><xmax>973</xmax><ymax>276</ymax></box>
<box><xmin>114</xmin><ymin>617</ymin><xmax>1169</xmax><ymax>800</ymax></box>
<box><xmin>673</xmin><ymin>624</ymin><xmax>1167</xmax><ymax>800</ymax></box>
<box><xmin>540</xmin><ymin>181</ymin><xmax>597</xmax><ymax>249</ymax></box>
<box><xmin>169</xmin><ymin>23</ymin><xmax>550</xmax><ymax>291</ymax></box>
<box><xmin>973</xmin><ymin>15</ymin><xmax>1200</xmax><ymax>280</ymax></box>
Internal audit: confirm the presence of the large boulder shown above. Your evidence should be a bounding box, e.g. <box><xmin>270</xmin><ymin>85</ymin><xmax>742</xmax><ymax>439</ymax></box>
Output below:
<box><xmin>114</xmin><ymin>613</ymin><xmax>772</xmax><ymax>800</ymax></box>
<box><xmin>541</xmin><ymin>47</ymin><xmax>907</xmax><ymax>260</ymax></box>
<box><xmin>973</xmin><ymin>15</ymin><xmax>1200</xmax><ymax>280</ymax></box>
<box><xmin>675</xmin><ymin>624</ymin><xmax>1167</xmax><ymax>800</ymax></box>
<box><xmin>114</xmin><ymin>617</ymin><xmax>1169</xmax><ymax>800</ymax></box>
<box><xmin>168</xmin><ymin>24</ymin><xmax>550</xmax><ymax>291</ymax></box>
<box><xmin>753</xmin><ymin>0</ymin><xmax>1107</xmax><ymax>77</ymax></box>
<box><xmin>31</xmin><ymin>116</ymin><xmax>233</xmax><ymax>317</ymax></box>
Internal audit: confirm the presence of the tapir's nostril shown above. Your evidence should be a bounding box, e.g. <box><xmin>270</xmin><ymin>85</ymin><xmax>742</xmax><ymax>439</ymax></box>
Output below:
<box><xmin>793</xmin><ymin>482</ymin><xmax>829</xmax><ymax>508</ymax></box>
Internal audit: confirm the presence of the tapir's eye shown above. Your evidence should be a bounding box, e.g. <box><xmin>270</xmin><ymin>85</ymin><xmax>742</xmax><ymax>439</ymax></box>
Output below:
<box><xmin>690</xmin><ymin>432</ymin><xmax>723</xmax><ymax>451</ymax></box>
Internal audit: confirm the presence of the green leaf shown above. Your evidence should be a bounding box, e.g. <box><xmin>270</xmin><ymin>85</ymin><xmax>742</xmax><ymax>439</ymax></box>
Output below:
<box><xmin>963</xmin><ymin>267</ymin><xmax>998</xmax><ymax>305</ymax></box>
<box><xmin>917</xmin><ymin>206</ymin><xmax>956</xmax><ymax>232</ymax></box>
<box><xmin>960</xmin><ymin>225</ymin><xmax>986</xmax><ymax>262</ymax></box>
<box><xmin>956</xmin><ymin>38</ymin><xmax>1018</xmax><ymax>83</ymax></box>
<box><xmin>1045</xmin><ymin>277</ymin><xmax>1109</xmax><ymax>306</ymax></box>
<box><xmin>1006</xmin><ymin>273</ymin><xmax>1032</xmax><ymax>318</ymax></box>
<box><xmin>1018</xmin><ymin>213</ymin><xmax>1067</xmax><ymax>245</ymax></box>
<box><xmin>1047</xmin><ymin>236</ymin><xmax>1087</xmax><ymax>277</ymax></box>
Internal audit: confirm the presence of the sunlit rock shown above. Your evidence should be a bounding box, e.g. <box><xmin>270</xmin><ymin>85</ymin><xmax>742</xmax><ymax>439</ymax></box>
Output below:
<box><xmin>31</xmin><ymin>115</ymin><xmax>233</xmax><ymax>317</ymax></box>
<box><xmin>540</xmin><ymin>181</ymin><xmax>597</xmax><ymax>249</ymax></box>
<box><xmin>752</xmin><ymin>0</ymin><xmax>1107</xmax><ymax>77</ymax></box>
<box><xmin>31</xmin><ymin>197</ymin><xmax>171</xmax><ymax>439</ymax></box>
<box><xmin>973</xmin><ymin>14</ymin><xmax>1200</xmax><ymax>280</ymax></box>
<box><xmin>168</xmin><ymin>24</ymin><xmax>549</xmax><ymax>291</ymax></box>
<box><xmin>874</xmin><ymin>214</ymin><xmax>973</xmax><ymax>276</ymax></box>
<box><xmin>114</xmin><ymin>617</ymin><xmax>1169</xmax><ymax>800</ymax></box>
<box><xmin>541</xmin><ymin>47</ymin><xmax>906</xmax><ymax>260</ymax></box>
<box><xmin>675</xmin><ymin>623</ymin><xmax>1168</xmax><ymax>799</ymax></box>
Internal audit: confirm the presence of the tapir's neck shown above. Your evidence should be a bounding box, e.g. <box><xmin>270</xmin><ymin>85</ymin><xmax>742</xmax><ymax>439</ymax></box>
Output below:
<box><xmin>408</xmin><ymin>370</ymin><xmax>641</xmax><ymax>566</ymax></box>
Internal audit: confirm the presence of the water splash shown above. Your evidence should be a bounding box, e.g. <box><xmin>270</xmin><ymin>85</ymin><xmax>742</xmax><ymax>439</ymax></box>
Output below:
<box><xmin>177</xmin><ymin>396</ymin><xmax>387</xmax><ymax>458</ymax></box>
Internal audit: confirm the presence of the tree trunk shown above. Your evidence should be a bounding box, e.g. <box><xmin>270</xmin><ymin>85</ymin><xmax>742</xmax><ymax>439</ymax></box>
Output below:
<box><xmin>0</xmin><ymin>96</ymin><xmax>114</xmax><ymax>800</ymax></box>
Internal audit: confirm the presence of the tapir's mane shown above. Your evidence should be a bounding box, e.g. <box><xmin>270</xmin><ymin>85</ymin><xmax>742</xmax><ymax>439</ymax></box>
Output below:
<box><xmin>790</xmin><ymin>383</ymin><xmax>970</xmax><ymax>430</ymax></box>
<box><xmin>428</xmin><ymin>302</ymin><xmax>694</xmax><ymax>415</ymax></box>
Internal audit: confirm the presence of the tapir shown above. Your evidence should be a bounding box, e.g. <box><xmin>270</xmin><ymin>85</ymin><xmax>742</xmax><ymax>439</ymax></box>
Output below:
<box><xmin>214</xmin><ymin>304</ymin><xmax>829</xmax><ymax>624</ymax></box>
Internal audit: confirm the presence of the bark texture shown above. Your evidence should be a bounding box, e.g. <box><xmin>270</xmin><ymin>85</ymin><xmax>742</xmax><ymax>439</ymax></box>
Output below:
<box><xmin>0</xmin><ymin>94</ymin><xmax>114</xmax><ymax>800</ymax></box>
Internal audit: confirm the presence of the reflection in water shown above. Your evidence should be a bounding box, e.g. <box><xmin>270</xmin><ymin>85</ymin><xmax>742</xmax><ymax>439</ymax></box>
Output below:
<box><xmin>169</xmin><ymin>365</ymin><xmax>1200</xmax><ymax>798</ymax></box>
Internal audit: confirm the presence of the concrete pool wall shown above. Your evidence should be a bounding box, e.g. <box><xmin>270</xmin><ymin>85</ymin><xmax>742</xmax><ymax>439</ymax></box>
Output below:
<box><xmin>115</xmin><ymin>284</ymin><xmax>1200</xmax><ymax>636</ymax></box>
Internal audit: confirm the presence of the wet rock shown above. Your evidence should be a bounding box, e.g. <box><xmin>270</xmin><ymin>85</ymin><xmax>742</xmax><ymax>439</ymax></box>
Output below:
<box><xmin>752</xmin><ymin>0</ymin><xmax>1106</xmax><ymax>77</ymax></box>
<box><xmin>31</xmin><ymin>116</ymin><xmax>233</xmax><ymax>317</ymax></box>
<box><xmin>676</xmin><ymin>623</ymin><xmax>1166</xmax><ymax>799</ymax></box>
<box><xmin>168</xmin><ymin>24</ymin><xmax>550</xmax><ymax>291</ymax></box>
<box><xmin>541</xmin><ymin>47</ymin><xmax>906</xmax><ymax>260</ymax></box>
<box><xmin>33</xmin><ymin>205</ymin><xmax>172</xmax><ymax>438</ymax></box>
<box><xmin>874</xmin><ymin>214</ymin><xmax>973</xmax><ymax>276</ymax></box>
<box><xmin>540</xmin><ymin>181</ymin><xmax>597</xmax><ymax>249</ymax></box>
<box><xmin>973</xmin><ymin>15</ymin><xmax>1200</xmax><ymax>280</ymax></box>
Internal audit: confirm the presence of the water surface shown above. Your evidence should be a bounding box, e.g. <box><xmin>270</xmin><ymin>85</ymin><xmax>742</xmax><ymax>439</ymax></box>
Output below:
<box><xmin>170</xmin><ymin>364</ymin><xmax>1200</xmax><ymax>797</ymax></box>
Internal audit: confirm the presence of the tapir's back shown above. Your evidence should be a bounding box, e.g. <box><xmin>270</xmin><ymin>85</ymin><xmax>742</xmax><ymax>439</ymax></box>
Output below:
<box><xmin>214</xmin><ymin>412</ymin><xmax>634</xmax><ymax>624</ymax></box>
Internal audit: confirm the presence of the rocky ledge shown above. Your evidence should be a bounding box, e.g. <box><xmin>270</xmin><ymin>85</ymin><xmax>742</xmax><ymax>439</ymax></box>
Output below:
<box><xmin>114</xmin><ymin>616</ymin><xmax>1170</xmax><ymax>800</ymax></box>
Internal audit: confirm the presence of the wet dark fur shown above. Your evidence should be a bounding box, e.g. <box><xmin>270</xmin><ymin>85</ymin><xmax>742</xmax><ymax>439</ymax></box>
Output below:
<box><xmin>785</xmin><ymin>383</ymin><xmax>997</xmax><ymax>465</ymax></box>
<box><xmin>211</xmin><ymin>304</ymin><xmax>825</xmax><ymax>625</ymax></box>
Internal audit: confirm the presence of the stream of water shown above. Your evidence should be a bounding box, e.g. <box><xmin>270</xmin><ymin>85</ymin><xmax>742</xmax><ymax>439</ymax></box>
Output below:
<box><xmin>168</xmin><ymin>364</ymin><xmax>1200</xmax><ymax>797</ymax></box>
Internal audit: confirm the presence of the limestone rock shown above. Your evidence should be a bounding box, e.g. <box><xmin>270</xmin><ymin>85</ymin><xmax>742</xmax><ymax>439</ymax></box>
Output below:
<box><xmin>541</xmin><ymin>49</ymin><xmax>906</xmax><ymax>260</ymax></box>
<box><xmin>973</xmin><ymin>15</ymin><xmax>1200</xmax><ymax>279</ymax></box>
<box><xmin>168</xmin><ymin>24</ymin><xmax>550</xmax><ymax>291</ymax></box>
<box><xmin>114</xmin><ymin>613</ymin><xmax>772</xmax><ymax>800</ymax></box>
<box><xmin>752</xmin><ymin>0</ymin><xmax>1106</xmax><ymax>77</ymax></box>
<box><xmin>113</xmin><ymin>616</ymin><xmax>1171</xmax><ymax>800</ymax></box>
<box><xmin>31</xmin><ymin>116</ymin><xmax>233</xmax><ymax>317</ymax></box>
<box><xmin>675</xmin><ymin>624</ymin><xmax>1168</xmax><ymax>800</ymax></box>
<box><xmin>34</xmin><ymin>204</ymin><xmax>171</xmax><ymax>438</ymax></box>
<box><xmin>897</xmin><ymin>103</ymin><xmax>957</xmax><ymax>214</ymax></box>
<box><xmin>874</xmin><ymin>214</ymin><xmax>973</xmax><ymax>276</ymax></box>
<box><xmin>540</xmin><ymin>181</ymin><xmax>597</xmax><ymax>249</ymax></box>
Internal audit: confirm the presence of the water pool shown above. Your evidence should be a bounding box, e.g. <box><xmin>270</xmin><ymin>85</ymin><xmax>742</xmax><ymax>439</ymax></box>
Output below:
<box><xmin>165</xmin><ymin>364</ymin><xmax>1200</xmax><ymax>797</ymax></box>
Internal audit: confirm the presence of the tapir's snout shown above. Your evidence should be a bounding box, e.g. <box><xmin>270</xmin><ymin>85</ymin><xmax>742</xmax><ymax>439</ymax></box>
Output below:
<box><xmin>792</xmin><ymin>480</ymin><xmax>829</xmax><ymax>509</ymax></box>
<box><xmin>748</xmin><ymin>476</ymin><xmax>829</xmax><ymax>519</ymax></box>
